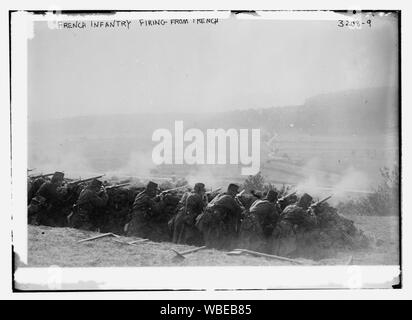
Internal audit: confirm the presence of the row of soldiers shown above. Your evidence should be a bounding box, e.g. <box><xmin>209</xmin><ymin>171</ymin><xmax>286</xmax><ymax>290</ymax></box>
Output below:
<box><xmin>27</xmin><ymin>171</ymin><xmax>329</xmax><ymax>256</ymax></box>
<box><xmin>28</xmin><ymin>172</ymin><xmax>110</xmax><ymax>228</ymax></box>
<box><xmin>167</xmin><ymin>182</ymin><xmax>323</xmax><ymax>254</ymax></box>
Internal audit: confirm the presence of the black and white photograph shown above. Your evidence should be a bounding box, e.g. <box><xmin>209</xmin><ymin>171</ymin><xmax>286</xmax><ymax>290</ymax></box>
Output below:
<box><xmin>5</xmin><ymin>7</ymin><xmax>404</xmax><ymax>295</ymax></box>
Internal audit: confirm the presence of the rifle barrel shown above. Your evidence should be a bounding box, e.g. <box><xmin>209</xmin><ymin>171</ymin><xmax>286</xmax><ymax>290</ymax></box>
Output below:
<box><xmin>236</xmin><ymin>190</ymin><xmax>246</xmax><ymax>197</ymax></box>
<box><xmin>207</xmin><ymin>187</ymin><xmax>222</xmax><ymax>195</ymax></box>
<box><xmin>279</xmin><ymin>190</ymin><xmax>297</xmax><ymax>201</ymax></box>
<box><xmin>29</xmin><ymin>173</ymin><xmax>54</xmax><ymax>179</ymax></box>
<box><xmin>160</xmin><ymin>185</ymin><xmax>188</xmax><ymax>194</ymax></box>
<box><xmin>312</xmin><ymin>195</ymin><xmax>332</xmax><ymax>207</ymax></box>
<box><xmin>106</xmin><ymin>183</ymin><xmax>130</xmax><ymax>190</ymax></box>
<box><xmin>319</xmin><ymin>195</ymin><xmax>332</xmax><ymax>204</ymax></box>
<box><xmin>70</xmin><ymin>174</ymin><xmax>105</xmax><ymax>185</ymax></box>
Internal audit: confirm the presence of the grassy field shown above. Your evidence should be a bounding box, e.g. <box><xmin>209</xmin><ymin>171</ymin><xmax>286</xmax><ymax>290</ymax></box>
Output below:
<box><xmin>24</xmin><ymin>214</ymin><xmax>399</xmax><ymax>268</ymax></box>
<box><xmin>341</xmin><ymin>214</ymin><xmax>400</xmax><ymax>266</ymax></box>
<box><xmin>26</xmin><ymin>225</ymin><xmax>299</xmax><ymax>267</ymax></box>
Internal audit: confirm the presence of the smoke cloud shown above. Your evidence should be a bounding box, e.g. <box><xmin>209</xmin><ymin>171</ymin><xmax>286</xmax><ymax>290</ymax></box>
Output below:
<box><xmin>296</xmin><ymin>159</ymin><xmax>372</xmax><ymax>204</ymax></box>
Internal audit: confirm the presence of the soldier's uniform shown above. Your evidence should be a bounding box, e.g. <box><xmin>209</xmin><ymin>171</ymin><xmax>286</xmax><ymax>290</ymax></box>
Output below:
<box><xmin>126</xmin><ymin>181</ymin><xmax>162</xmax><ymax>239</ymax></box>
<box><xmin>70</xmin><ymin>179</ymin><xmax>108</xmax><ymax>231</ymax></box>
<box><xmin>239</xmin><ymin>190</ymin><xmax>280</xmax><ymax>253</ymax></box>
<box><xmin>196</xmin><ymin>184</ymin><xmax>243</xmax><ymax>250</ymax></box>
<box><xmin>168</xmin><ymin>191</ymin><xmax>190</xmax><ymax>237</ymax></box>
<box><xmin>172</xmin><ymin>183</ymin><xmax>206</xmax><ymax>246</ymax></box>
<box><xmin>275</xmin><ymin>193</ymin><xmax>317</xmax><ymax>256</ymax></box>
<box><xmin>27</xmin><ymin>172</ymin><xmax>65</xmax><ymax>225</ymax></box>
<box><xmin>278</xmin><ymin>194</ymin><xmax>298</xmax><ymax>212</ymax></box>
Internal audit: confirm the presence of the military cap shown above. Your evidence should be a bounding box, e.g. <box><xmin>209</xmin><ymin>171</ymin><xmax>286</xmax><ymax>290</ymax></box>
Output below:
<box><xmin>89</xmin><ymin>179</ymin><xmax>103</xmax><ymax>189</ymax></box>
<box><xmin>51</xmin><ymin>171</ymin><xmax>64</xmax><ymax>182</ymax></box>
<box><xmin>227</xmin><ymin>183</ymin><xmax>240</xmax><ymax>193</ymax></box>
<box><xmin>289</xmin><ymin>194</ymin><xmax>298</xmax><ymax>203</ymax></box>
<box><xmin>298</xmin><ymin>193</ymin><xmax>313</xmax><ymax>208</ymax></box>
<box><xmin>146</xmin><ymin>181</ymin><xmax>158</xmax><ymax>190</ymax></box>
<box><xmin>194</xmin><ymin>182</ymin><xmax>206</xmax><ymax>193</ymax></box>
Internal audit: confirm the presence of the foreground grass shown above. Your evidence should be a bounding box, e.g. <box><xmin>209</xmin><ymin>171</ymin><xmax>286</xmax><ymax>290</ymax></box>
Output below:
<box><xmin>341</xmin><ymin>214</ymin><xmax>399</xmax><ymax>265</ymax></box>
<box><xmin>26</xmin><ymin>225</ymin><xmax>295</xmax><ymax>267</ymax></box>
<box><xmin>25</xmin><ymin>214</ymin><xmax>399</xmax><ymax>267</ymax></box>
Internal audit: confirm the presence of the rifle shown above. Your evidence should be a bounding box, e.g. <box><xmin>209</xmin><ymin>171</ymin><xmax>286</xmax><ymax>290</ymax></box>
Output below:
<box><xmin>159</xmin><ymin>185</ymin><xmax>188</xmax><ymax>195</ymax></box>
<box><xmin>69</xmin><ymin>175</ymin><xmax>105</xmax><ymax>186</ymax></box>
<box><xmin>250</xmin><ymin>190</ymin><xmax>262</xmax><ymax>199</ymax></box>
<box><xmin>206</xmin><ymin>187</ymin><xmax>222</xmax><ymax>195</ymax></box>
<box><xmin>307</xmin><ymin>195</ymin><xmax>332</xmax><ymax>216</ymax></box>
<box><xmin>236</xmin><ymin>189</ymin><xmax>246</xmax><ymax>198</ymax></box>
<box><xmin>310</xmin><ymin>195</ymin><xmax>332</xmax><ymax>208</ymax></box>
<box><xmin>278</xmin><ymin>190</ymin><xmax>297</xmax><ymax>202</ymax></box>
<box><xmin>105</xmin><ymin>183</ymin><xmax>131</xmax><ymax>190</ymax></box>
<box><xmin>235</xmin><ymin>189</ymin><xmax>246</xmax><ymax>209</ymax></box>
<box><xmin>29</xmin><ymin>173</ymin><xmax>54</xmax><ymax>179</ymax></box>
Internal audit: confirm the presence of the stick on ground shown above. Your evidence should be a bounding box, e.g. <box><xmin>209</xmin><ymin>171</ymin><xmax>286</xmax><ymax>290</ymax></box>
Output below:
<box><xmin>226</xmin><ymin>251</ymin><xmax>243</xmax><ymax>256</ymax></box>
<box><xmin>232</xmin><ymin>248</ymin><xmax>307</xmax><ymax>265</ymax></box>
<box><xmin>112</xmin><ymin>238</ymin><xmax>149</xmax><ymax>246</ymax></box>
<box><xmin>171</xmin><ymin>246</ymin><xmax>207</xmax><ymax>259</ymax></box>
<box><xmin>128</xmin><ymin>239</ymin><xmax>149</xmax><ymax>245</ymax></box>
<box><xmin>78</xmin><ymin>232</ymin><xmax>115</xmax><ymax>243</ymax></box>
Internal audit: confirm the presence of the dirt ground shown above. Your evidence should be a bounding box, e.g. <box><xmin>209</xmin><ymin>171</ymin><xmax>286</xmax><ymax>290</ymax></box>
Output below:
<box><xmin>23</xmin><ymin>214</ymin><xmax>399</xmax><ymax>268</ymax></box>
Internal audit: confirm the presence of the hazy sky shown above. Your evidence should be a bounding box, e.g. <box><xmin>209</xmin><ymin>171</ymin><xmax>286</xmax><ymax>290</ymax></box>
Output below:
<box><xmin>28</xmin><ymin>13</ymin><xmax>398</xmax><ymax>121</ymax></box>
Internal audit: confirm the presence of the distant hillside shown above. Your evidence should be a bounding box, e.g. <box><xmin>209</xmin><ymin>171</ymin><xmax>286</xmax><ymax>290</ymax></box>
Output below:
<box><xmin>27</xmin><ymin>86</ymin><xmax>399</xmax><ymax>177</ymax></box>
<box><xmin>29</xmin><ymin>86</ymin><xmax>398</xmax><ymax>137</ymax></box>
<box><xmin>209</xmin><ymin>86</ymin><xmax>398</xmax><ymax>135</ymax></box>
<box><xmin>298</xmin><ymin>86</ymin><xmax>398</xmax><ymax>134</ymax></box>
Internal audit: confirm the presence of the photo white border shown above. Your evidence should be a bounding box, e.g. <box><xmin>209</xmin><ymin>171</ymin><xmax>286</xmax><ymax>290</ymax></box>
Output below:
<box><xmin>2</xmin><ymin>0</ymin><xmax>410</xmax><ymax>299</ymax></box>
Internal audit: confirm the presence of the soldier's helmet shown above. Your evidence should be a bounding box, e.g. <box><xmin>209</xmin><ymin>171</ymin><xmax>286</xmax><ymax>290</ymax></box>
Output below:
<box><xmin>297</xmin><ymin>193</ymin><xmax>313</xmax><ymax>209</ymax></box>
<box><xmin>227</xmin><ymin>183</ymin><xmax>240</xmax><ymax>194</ymax></box>
<box><xmin>265</xmin><ymin>190</ymin><xmax>278</xmax><ymax>203</ymax></box>
<box><xmin>146</xmin><ymin>181</ymin><xmax>158</xmax><ymax>191</ymax></box>
<box><xmin>51</xmin><ymin>171</ymin><xmax>64</xmax><ymax>183</ymax></box>
<box><xmin>194</xmin><ymin>183</ymin><xmax>206</xmax><ymax>193</ymax></box>
<box><xmin>89</xmin><ymin>179</ymin><xmax>103</xmax><ymax>189</ymax></box>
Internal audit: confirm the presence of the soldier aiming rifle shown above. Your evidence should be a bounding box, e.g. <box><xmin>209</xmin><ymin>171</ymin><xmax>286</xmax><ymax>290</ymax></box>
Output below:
<box><xmin>196</xmin><ymin>183</ymin><xmax>244</xmax><ymax>250</ymax></box>
<box><xmin>307</xmin><ymin>195</ymin><xmax>333</xmax><ymax>216</ymax></box>
<box><xmin>277</xmin><ymin>190</ymin><xmax>298</xmax><ymax>211</ymax></box>
<box><xmin>27</xmin><ymin>171</ymin><xmax>66</xmax><ymax>225</ymax></box>
<box><xmin>172</xmin><ymin>183</ymin><xmax>207</xmax><ymax>245</ymax></box>
<box><xmin>62</xmin><ymin>174</ymin><xmax>105</xmax><ymax>206</ymax></box>
<box><xmin>68</xmin><ymin>178</ymin><xmax>108</xmax><ymax>231</ymax></box>
<box><xmin>205</xmin><ymin>187</ymin><xmax>222</xmax><ymax>203</ymax></box>
<box><xmin>126</xmin><ymin>181</ymin><xmax>162</xmax><ymax>239</ymax></box>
